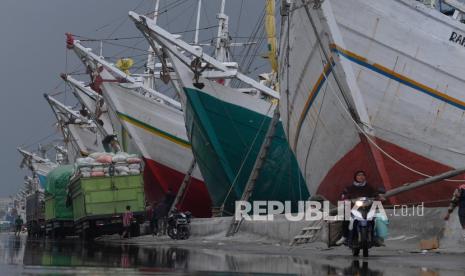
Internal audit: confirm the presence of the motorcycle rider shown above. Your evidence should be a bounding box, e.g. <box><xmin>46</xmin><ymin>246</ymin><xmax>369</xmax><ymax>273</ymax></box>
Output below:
<box><xmin>335</xmin><ymin>170</ymin><xmax>384</xmax><ymax>246</ymax></box>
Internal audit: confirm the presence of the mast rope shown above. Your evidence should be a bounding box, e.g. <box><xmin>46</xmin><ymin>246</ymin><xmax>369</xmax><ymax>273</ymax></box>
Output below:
<box><xmin>231</xmin><ymin>9</ymin><xmax>266</xmax><ymax>88</ymax></box>
<box><xmin>144</xmin><ymin>0</ymin><xmax>189</xmax><ymax>18</ymax></box>
<box><xmin>232</xmin><ymin>0</ymin><xmax>245</xmax><ymax>58</ymax></box>
<box><xmin>105</xmin><ymin>0</ymin><xmax>146</xmax><ymax>39</ymax></box>
<box><xmin>73</xmin><ymin>35</ymin><xmax>144</xmax><ymax>41</ymax></box>
<box><xmin>20</xmin><ymin>132</ymin><xmax>61</xmax><ymax>151</ymax></box>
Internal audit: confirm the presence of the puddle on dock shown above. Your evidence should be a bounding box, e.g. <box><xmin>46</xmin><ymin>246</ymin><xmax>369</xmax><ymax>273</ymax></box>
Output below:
<box><xmin>0</xmin><ymin>233</ymin><xmax>462</xmax><ymax>275</ymax></box>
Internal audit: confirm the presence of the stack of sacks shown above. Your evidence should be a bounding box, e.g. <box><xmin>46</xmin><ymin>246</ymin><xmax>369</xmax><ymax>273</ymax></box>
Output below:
<box><xmin>75</xmin><ymin>152</ymin><xmax>142</xmax><ymax>178</ymax></box>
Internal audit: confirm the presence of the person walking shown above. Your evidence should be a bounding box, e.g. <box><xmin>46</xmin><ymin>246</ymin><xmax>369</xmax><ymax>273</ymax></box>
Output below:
<box><xmin>121</xmin><ymin>205</ymin><xmax>133</xmax><ymax>239</ymax></box>
<box><xmin>145</xmin><ymin>201</ymin><xmax>154</xmax><ymax>235</ymax></box>
<box><xmin>150</xmin><ymin>201</ymin><xmax>160</xmax><ymax>236</ymax></box>
<box><xmin>14</xmin><ymin>216</ymin><xmax>23</xmax><ymax>236</ymax></box>
<box><xmin>444</xmin><ymin>184</ymin><xmax>465</xmax><ymax>231</ymax></box>
<box><xmin>160</xmin><ymin>188</ymin><xmax>175</xmax><ymax>235</ymax></box>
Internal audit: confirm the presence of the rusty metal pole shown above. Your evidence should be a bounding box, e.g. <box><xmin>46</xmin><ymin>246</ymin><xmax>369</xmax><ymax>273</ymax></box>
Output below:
<box><xmin>383</xmin><ymin>167</ymin><xmax>465</xmax><ymax>198</ymax></box>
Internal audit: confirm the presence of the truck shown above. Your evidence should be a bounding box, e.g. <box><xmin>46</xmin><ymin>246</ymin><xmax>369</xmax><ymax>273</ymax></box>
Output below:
<box><xmin>69</xmin><ymin>170</ymin><xmax>145</xmax><ymax>240</ymax></box>
<box><xmin>0</xmin><ymin>221</ymin><xmax>11</xmax><ymax>232</ymax></box>
<box><xmin>44</xmin><ymin>165</ymin><xmax>75</xmax><ymax>238</ymax></box>
<box><xmin>26</xmin><ymin>191</ymin><xmax>45</xmax><ymax>237</ymax></box>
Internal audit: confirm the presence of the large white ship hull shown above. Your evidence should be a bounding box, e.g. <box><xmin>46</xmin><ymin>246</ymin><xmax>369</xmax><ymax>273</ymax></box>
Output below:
<box><xmin>280</xmin><ymin>0</ymin><xmax>465</xmax><ymax>205</ymax></box>
<box><xmin>145</xmin><ymin>26</ymin><xmax>309</xmax><ymax>213</ymax></box>
<box><xmin>98</xmin><ymin>69</ymin><xmax>212</xmax><ymax>217</ymax></box>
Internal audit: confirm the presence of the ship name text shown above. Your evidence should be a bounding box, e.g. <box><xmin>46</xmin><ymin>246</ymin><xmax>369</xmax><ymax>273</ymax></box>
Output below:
<box><xmin>449</xmin><ymin>31</ymin><xmax>465</xmax><ymax>46</ymax></box>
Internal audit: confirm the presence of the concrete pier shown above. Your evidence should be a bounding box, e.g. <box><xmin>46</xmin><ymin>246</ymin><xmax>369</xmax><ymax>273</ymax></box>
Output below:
<box><xmin>186</xmin><ymin>207</ymin><xmax>464</xmax><ymax>250</ymax></box>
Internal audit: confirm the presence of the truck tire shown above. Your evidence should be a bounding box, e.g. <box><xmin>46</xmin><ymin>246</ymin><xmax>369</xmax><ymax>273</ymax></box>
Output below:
<box><xmin>84</xmin><ymin>227</ymin><xmax>95</xmax><ymax>241</ymax></box>
<box><xmin>167</xmin><ymin>227</ymin><xmax>177</xmax><ymax>240</ymax></box>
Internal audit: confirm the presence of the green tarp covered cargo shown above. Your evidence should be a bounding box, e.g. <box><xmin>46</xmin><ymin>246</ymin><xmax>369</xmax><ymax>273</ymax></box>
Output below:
<box><xmin>44</xmin><ymin>165</ymin><xmax>74</xmax><ymax>221</ymax></box>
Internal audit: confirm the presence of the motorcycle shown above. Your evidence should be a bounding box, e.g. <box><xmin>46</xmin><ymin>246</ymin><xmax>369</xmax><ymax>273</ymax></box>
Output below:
<box><xmin>167</xmin><ymin>210</ymin><xmax>191</xmax><ymax>240</ymax></box>
<box><xmin>348</xmin><ymin>197</ymin><xmax>376</xmax><ymax>257</ymax></box>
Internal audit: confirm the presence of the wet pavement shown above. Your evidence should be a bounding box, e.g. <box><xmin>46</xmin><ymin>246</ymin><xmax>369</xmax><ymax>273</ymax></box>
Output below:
<box><xmin>0</xmin><ymin>232</ymin><xmax>464</xmax><ymax>275</ymax></box>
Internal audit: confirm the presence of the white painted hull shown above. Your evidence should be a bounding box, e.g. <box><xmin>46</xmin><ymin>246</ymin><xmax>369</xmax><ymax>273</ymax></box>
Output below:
<box><xmin>279</xmin><ymin>0</ymin><xmax>465</xmax><ymax>203</ymax></box>
<box><xmin>66</xmin><ymin>123</ymin><xmax>104</xmax><ymax>158</ymax></box>
<box><xmin>65</xmin><ymin>76</ymin><xmax>139</xmax><ymax>154</ymax></box>
<box><xmin>68</xmin><ymin>79</ymin><xmax>114</xmax><ymax>136</ymax></box>
<box><xmin>279</xmin><ymin>0</ymin><xmax>363</xmax><ymax>195</ymax></box>
<box><xmin>332</xmin><ymin>0</ymin><xmax>465</xmax><ymax>166</ymax></box>
<box><xmin>98</xmin><ymin>69</ymin><xmax>203</xmax><ymax>181</ymax></box>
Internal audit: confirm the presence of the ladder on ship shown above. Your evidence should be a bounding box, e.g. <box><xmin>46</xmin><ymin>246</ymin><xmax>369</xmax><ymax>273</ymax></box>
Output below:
<box><xmin>170</xmin><ymin>158</ymin><xmax>197</xmax><ymax>213</ymax></box>
<box><xmin>226</xmin><ymin>105</ymin><xmax>281</xmax><ymax>237</ymax></box>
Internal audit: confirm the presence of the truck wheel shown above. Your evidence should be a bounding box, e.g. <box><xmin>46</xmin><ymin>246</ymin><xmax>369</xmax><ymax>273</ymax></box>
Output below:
<box><xmin>85</xmin><ymin>228</ymin><xmax>95</xmax><ymax>241</ymax></box>
<box><xmin>167</xmin><ymin>227</ymin><xmax>176</xmax><ymax>240</ymax></box>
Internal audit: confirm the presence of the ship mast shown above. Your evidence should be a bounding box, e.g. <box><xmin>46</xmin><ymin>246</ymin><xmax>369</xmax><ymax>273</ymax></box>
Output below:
<box><xmin>144</xmin><ymin>0</ymin><xmax>161</xmax><ymax>89</ymax></box>
<box><xmin>214</xmin><ymin>0</ymin><xmax>231</xmax><ymax>63</ymax></box>
<box><xmin>194</xmin><ymin>0</ymin><xmax>202</xmax><ymax>45</ymax></box>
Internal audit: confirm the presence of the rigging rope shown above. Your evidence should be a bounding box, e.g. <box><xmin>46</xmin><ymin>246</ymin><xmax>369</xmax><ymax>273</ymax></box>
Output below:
<box><xmin>232</xmin><ymin>0</ymin><xmax>245</xmax><ymax>58</ymax></box>
<box><xmin>105</xmin><ymin>0</ymin><xmax>146</xmax><ymax>39</ymax></box>
<box><xmin>73</xmin><ymin>35</ymin><xmax>144</xmax><ymax>42</ymax></box>
<box><xmin>231</xmin><ymin>8</ymin><xmax>266</xmax><ymax>88</ymax></box>
<box><xmin>20</xmin><ymin>131</ymin><xmax>61</xmax><ymax>151</ymax></box>
<box><xmin>144</xmin><ymin>0</ymin><xmax>189</xmax><ymax>18</ymax></box>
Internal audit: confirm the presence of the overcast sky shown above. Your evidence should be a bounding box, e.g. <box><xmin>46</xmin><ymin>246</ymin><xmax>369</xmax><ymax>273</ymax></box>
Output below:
<box><xmin>0</xmin><ymin>0</ymin><xmax>271</xmax><ymax>197</ymax></box>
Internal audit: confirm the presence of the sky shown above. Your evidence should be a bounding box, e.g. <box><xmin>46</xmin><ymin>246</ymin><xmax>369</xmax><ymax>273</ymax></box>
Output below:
<box><xmin>0</xmin><ymin>0</ymin><xmax>271</xmax><ymax>197</ymax></box>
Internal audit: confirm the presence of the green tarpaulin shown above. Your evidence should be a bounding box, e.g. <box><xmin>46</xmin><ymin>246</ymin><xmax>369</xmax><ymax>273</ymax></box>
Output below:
<box><xmin>45</xmin><ymin>165</ymin><xmax>74</xmax><ymax>195</ymax></box>
<box><xmin>45</xmin><ymin>165</ymin><xmax>74</xmax><ymax>220</ymax></box>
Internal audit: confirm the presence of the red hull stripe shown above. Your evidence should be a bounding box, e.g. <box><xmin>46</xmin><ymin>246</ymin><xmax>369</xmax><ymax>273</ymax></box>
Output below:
<box><xmin>143</xmin><ymin>158</ymin><xmax>212</xmax><ymax>217</ymax></box>
<box><xmin>317</xmin><ymin>137</ymin><xmax>464</xmax><ymax>207</ymax></box>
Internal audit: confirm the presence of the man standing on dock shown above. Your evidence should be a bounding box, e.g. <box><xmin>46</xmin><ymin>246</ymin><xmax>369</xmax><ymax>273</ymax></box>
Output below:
<box><xmin>159</xmin><ymin>188</ymin><xmax>176</xmax><ymax>235</ymax></box>
<box><xmin>444</xmin><ymin>184</ymin><xmax>465</xmax><ymax>232</ymax></box>
<box><xmin>14</xmin><ymin>216</ymin><xmax>23</xmax><ymax>236</ymax></box>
